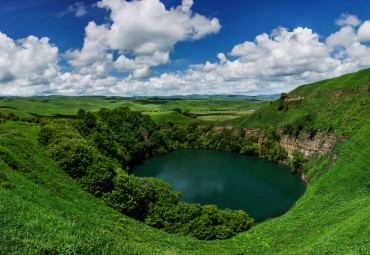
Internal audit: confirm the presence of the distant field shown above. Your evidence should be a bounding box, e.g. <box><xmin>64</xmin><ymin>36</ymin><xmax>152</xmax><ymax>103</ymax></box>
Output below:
<box><xmin>0</xmin><ymin>97</ymin><xmax>163</xmax><ymax>117</ymax></box>
<box><xmin>135</xmin><ymin>94</ymin><xmax>276</xmax><ymax>100</ymax></box>
<box><xmin>144</xmin><ymin>111</ymin><xmax>193</xmax><ymax>124</ymax></box>
<box><xmin>160</xmin><ymin>99</ymin><xmax>267</xmax><ymax>111</ymax></box>
<box><xmin>0</xmin><ymin>96</ymin><xmax>270</xmax><ymax>124</ymax></box>
<box><xmin>194</xmin><ymin>110</ymin><xmax>254</xmax><ymax>121</ymax></box>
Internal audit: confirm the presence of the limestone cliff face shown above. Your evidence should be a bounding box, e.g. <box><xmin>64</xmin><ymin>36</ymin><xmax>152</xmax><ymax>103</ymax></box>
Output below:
<box><xmin>190</xmin><ymin>125</ymin><xmax>338</xmax><ymax>161</ymax></box>
<box><xmin>200</xmin><ymin>126</ymin><xmax>338</xmax><ymax>183</ymax></box>
<box><xmin>211</xmin><ymin>126</ymin><xmax>260</xmax><ymax>136</ymax></box>
<box><xmin>279</xmin><ymin>130</ymin><xmax>337</xmax><ymax>160</ymax></box>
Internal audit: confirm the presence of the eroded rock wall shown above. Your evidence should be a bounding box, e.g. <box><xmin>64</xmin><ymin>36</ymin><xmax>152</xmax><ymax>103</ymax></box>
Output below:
<box><xmin>279</xmin><ymin>131</ymin><xmax>337</xmax><ymax>160</ymax></box>
<box><xmin>177</xmin><ymin>125</ymin><xmax>338</xmax><ymax>161</ymax></box>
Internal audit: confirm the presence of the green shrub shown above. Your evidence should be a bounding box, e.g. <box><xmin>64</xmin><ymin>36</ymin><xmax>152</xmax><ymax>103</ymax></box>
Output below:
<box><xmin>290</xmin><ymin>148</ymin><xmax>307</xmax><ymax>173</ymax></box>
<box><xmin>48</xmin><ymin>138</ymin><xmax>95</xmax><ymax>178</ymax></box>
<box><xmin>172</xmin><ymin>107</ymin><xmax>182</xmax><ymax>114</ymax></box>
<box><xmin>102</xmin><ymin>173</ymin><xmax>147</xmax><ymax>220</ymax></box>
<box><xmin>0</xmin><ymin>182</ymin><xmax>13</xmax><ymax>189</ymax></box>
<box><xmin>79</xmin><ymin>155</ymin><xmax>116</xmax><ymax>197</ymax></box>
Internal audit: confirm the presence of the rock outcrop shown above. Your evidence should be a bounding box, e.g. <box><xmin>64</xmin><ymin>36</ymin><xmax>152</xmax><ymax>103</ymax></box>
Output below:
<box><xmin>284</xmin><ymin>96</ymin><xmax>305</xmax><ymax>102</ymax></box>
<box><xmin>211</xmin><ymin>126</ymin><xmax>260</xmax><ymax>136</ymax></box>
<box><xmin>167</xmin><ymin>125</ymin><xmax>338</xmax><ymax>161</ymax></box>
<box><xmin>279</xmin><ymin>130</ymin><xmax>337</xmax><ymax>160</ymax></box>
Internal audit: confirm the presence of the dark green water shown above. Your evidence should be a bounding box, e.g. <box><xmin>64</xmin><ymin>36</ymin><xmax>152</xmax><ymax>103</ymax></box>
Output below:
<box><xmin>134</xmin><ymin>149</ymin><xmax>306</xmax><ymax>222</ymax></box>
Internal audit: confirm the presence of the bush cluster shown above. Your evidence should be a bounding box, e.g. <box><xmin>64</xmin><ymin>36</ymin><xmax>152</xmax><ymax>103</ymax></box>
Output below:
<box><xmin>290</xmin><ymin>148</ymin><xmax>307</xmax><ymax>173</ymax></box>
<box><xmin>282</xmin><ymin>113</ymin><xmax>317</xmax><ymax>138</ymax></box>
<box><xmin>173</xmin><ymin>108</ymin><xmax>197</xmax><ymax>118</ymax></box>
<box><xmin>0</xmin><ymin>112</ymin><xmax>40</xmax><ymax>124</ymax></box>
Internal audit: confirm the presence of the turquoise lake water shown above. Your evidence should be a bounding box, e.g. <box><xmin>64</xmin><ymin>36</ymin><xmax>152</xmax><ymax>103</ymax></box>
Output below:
<box><xmin>134</xmin><ymin>149</ymin><xmax>306</xmax><ymax>222</ymax></box>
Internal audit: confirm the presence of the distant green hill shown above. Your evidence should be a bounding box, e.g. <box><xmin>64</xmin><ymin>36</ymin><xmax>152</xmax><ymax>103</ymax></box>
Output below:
<box><xmin>0</xmin><ymin>96</ymin><xmax>269</xmax><ymax>124</ymax></box>
<box><xmin>0</xmin><ymin>96</ymin><xmax>270</xmax><ymax>126</ymax></box>
<box><xmin>160</xmin><ymin>99</ymin><xmax>267</xmax><ymax>111</ymax></box>
<box><xmin>134</xmin><ymin>94</ymin><xmax>274</xmax><ymax>100</ymax></box>
<box><xmin>0</xmin><ymin>69</ymin><xmax>369</xmax><ymax>254</ymax></box>
<box><xmin>225</xmin><ymin>68</ymin><xmax>370</xmax><ymax>134</ymax></box>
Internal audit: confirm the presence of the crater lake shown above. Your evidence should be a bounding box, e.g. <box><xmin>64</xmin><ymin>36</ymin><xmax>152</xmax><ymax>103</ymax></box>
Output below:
<box><xmin>134</xmin><ymin>149</ymin><xmax>306</xmax><ymax>222</ymax></box>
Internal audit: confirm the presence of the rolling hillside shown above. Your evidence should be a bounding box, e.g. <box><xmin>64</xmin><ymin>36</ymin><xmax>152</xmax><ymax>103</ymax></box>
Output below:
<box><xmin>134</xmin><ymin>94</ymin><xmax>275</xmax><ymax>100</ymax></box>
<box><xmin>0</xmin><ymin>69</ymin><xmax>369</xmax><ymax>254</ymax></box>
<box><xmin>0</xmin><ymin>97</ymin><xmax>270</xmax><ymax>124</ymax></box>
<box><xmin>227</xmin><ymin>68</ymin><xmax>370</xmax><ymax>135</ymax></box>
<box><xmin>0</xmin><ymin>97</ymin><xmax>268</xmax><ymax>118</ymax></box>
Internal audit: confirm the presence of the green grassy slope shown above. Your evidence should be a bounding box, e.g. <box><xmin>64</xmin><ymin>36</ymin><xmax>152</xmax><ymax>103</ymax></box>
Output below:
<box><xmin>0</xmin><ymin>97</ymin><xmax>268</xmax><ymax>117</ymax></box>
<box><xmin>0</xmin><ymin>97</ymin><xmax>268</xmax><ymax>125</ymax></box>
<box><xmin>146</xmin><ymin>111</ymin><xmax>195</xmax><ymax>125</ymax></box>
<box><xmin>227</xmin><ymin>69</ymin><xmax>369</xmax><ymax>135</ymax></box>
<box><xmin>136</xmin><ymin>95</ymin><xmax>274</xmax><ymax>100</ymax></box>
<box><xmin>161</xmin><ymin>99</ymin><xmax>268</xmax><ymax>111</ymax></box>
<box><xmin>0</xmin><ymin>97</ymin><xmax>163</xmax><ymax>117</ymax></box>
<box><xmin>1</xmin><ymin>69</ymin><xmax>369</xmax><ymax>254</ymax></box>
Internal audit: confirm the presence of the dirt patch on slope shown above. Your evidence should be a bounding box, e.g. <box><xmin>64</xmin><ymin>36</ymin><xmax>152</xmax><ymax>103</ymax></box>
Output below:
<box><xmin>0</xmin><ymin>131</ymin><xmax>12</xmax><ymax>136</ymax></box>
<box><xmin>284</xmin><ymin>96</ymin><xmax>305</xmax><ymax>102</ymax></box>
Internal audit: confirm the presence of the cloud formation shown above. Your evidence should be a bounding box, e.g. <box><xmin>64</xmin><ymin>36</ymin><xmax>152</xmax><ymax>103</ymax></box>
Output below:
<box><xmin>0</xmin><ymin>32</ymin><xmax>59</xmax><ymax>95</ymax></box>
<box><xmin>0</xmin><ymin>10</ymin><xmax>370</xmax><ymax>96</ymax></box>
<box><xmin>67</xmin><ymin>0</ymin><xmax>221</xmax><ymax>79</ymax></box>
<box><xmin>357</xmin><ymin>20</ymin><xmax>370</xmax><ymax>41</ymax></box>
<box><xmin>125</xmin><ymin>19</ymin><xmax>369</xmax><ymax>96</ymax></box>
<box><xmin>335</xmin><ymin>13</ymin><xmax>361</xmax><ymax>27</ymax></box>
<box><xmin>326</xmin><ymin>16</ymin><xmax>370</xmax><ymax>66</ymax></box>
<box><xmin>57</xmin><ymin>2</ymin><xmax>88</xmax><ymax>18</ymax></box>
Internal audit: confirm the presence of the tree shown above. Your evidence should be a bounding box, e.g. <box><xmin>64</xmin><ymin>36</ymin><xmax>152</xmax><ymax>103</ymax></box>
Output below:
<box><xmin>48</xmin><ymin>138</ymin><xmax>95</xmax><ymax>178</ymax></box>
<box><xmin>182</xmin><ymin>110</ymin><xmax>197</xmax><ymax>118</ymax></box>
<box><xmin>290</xmin><ymin>148</ymin><xmax>306</xmax><ymax>173</ymax></box>
<box><xmin>102</xmin><ymin>173</ymin><xmax>147</xmax><ymax>220</ymax></box>
<box><xmin>173</xmin><ymin>108</ymin><xmax>182</xmax><ymax>114</ymax></box>
<box><xmin>280</xmin><ymin>92</ymin><xmax>288</xmax><ymax>101</ymax></box>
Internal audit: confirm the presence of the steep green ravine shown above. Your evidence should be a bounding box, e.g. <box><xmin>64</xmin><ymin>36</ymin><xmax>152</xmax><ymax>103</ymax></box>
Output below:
<box><xmin>226</xmin><ymin>68</ymin><xmax>370</xmax><ymax>134</ymax></box>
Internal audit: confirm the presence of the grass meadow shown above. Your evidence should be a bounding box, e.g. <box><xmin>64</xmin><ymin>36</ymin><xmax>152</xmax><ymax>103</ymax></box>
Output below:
<box><xmin>0</xmin><ymin>97</ymin><xmax>269</xmax><ymax>125</ymax></box>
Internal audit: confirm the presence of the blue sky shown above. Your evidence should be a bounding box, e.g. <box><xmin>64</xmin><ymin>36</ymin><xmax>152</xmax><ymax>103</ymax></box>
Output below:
<box><xmin>0</xmin><ymin>0</ymin><xmax>370</xmax><ymax>96</ymax></box>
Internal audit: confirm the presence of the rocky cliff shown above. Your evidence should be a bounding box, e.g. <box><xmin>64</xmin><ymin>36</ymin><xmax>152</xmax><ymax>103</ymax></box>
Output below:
<box><xmin>279</xmin><ymin>130</ymin><xmax>338</xmax><ymax>160</ymax></box>
<box><xmin>184</xmin><ymin>125</ymin><xmax>339</xmax><ymax>162</ymax></box>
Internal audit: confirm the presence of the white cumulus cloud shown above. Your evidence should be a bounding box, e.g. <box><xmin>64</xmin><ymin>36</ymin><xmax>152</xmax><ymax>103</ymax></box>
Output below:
<box><xmin>98</xmin><ymin>0</ymin><xmax>220</xmax><ymax>53</ymax></box>
<box><xmin>335</xmin><ymin>13</ymin><xmax>361</xmax><ymax>27</ymax></box>
<box><xmin>1</xmin><ymin>12</ymin><xmax>370</xmax><ymax>97</ymax></box>
<box><xmin>326</xmin><ymin>26</ymin><xmax>357</xmax><ymax>47</ymax></box>
<box><xmin>57</xmin><ymin>2</ymin><xmax>88</xmax><ymax>18</ymax></box>
<box><xmin>0</xmin><ymin>32</ymin><xmax>59</xmax><ymax>95</ymax></box>
<box><xmin>357</xmin><ymin>20</ymin><xmax>370</xmax><ymax>41</ymax></box>
<box><xmin>326</xmin><ymin>18</ymin><xmax>370</xmax><ymax>66</ymax></box>
<box><xmin>67</xmin><ymin>0</ymin><xmax>221</xmax><ymax>78</ymax></box>
<box><xmin>115</xmin><ymin>15</ymin><xmax>369</xmax><ymax>96</ymax></box>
